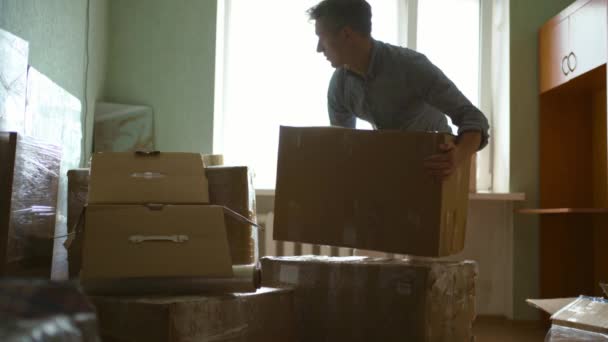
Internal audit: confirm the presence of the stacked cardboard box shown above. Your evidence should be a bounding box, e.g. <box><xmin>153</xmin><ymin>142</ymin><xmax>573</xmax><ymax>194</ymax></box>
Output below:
<box><xmin>266</xmin><ymin>127</ymin><xmax>478</xmax><ymax>341</ymax></box>
<box><xmin>261</xmin><ymin>256</ymin><xmax>477</xmax><ymax>342</ymax></box>
<box><xmin>80</xmin><ymin>152</ymin><xmax>254</xmax><ymax>294</ymax></box>
<box><xmin>66</xmin><ymin>164</ymin><xmax>258</xmax><ymax>278</ymax></box>
<box><xmin>76</xmin><ymin>152</ymin><xmax>298</xmax><ymax>341</ymax></box>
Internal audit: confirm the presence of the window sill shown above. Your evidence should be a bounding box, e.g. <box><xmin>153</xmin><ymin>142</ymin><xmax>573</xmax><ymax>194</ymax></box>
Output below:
<box><xmin>256</xmin><ymin>189</ymin><xmax>526</xmax><ymax>202</ymax></box>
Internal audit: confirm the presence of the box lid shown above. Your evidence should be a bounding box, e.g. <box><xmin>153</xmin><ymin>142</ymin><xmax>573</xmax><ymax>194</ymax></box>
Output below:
<box><xmin>81</xmin><ymin>204</ymin><xmax>232</xmax><ymax>280</ymax></box>
<box><xmin>88</xmin><ymin>152</ymin><xmax>209</xmax><ymax>204</ymax></box>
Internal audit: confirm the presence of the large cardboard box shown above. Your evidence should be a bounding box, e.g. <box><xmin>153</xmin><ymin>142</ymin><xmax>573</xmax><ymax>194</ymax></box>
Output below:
<box><xmin>261</xmin><ymin>256</ymin><xmax>477</xmax><ymax>342</ymax></box>
<box><xmin>273</xmin><ymin>126</ymin><xmax>471</xmax><ymax>257</ymax></box>
<box><xmin>88</xmin><ymin>152</ymin><xmax>209</xmax><ymax>204</ymax></box>
<box><xmin>81</xmin><ymin>204</ymin><xmax>233</xmax><ymax>281</ymax></box>
<box><xmin>206</xmin><ymin>166</ymin><xmax>257</xmax><ymax>265</ymax></box>
<box><xmin>92</xmin><ymin>287</ymin><xmax>297</xmax><ymax>342</ymax></box>
<box><xmin>0</xmin><ymin>132</ymin><xmax>61</xmax><ymax>277</ymax></box>
<box><xmin>528</xmin><ymin>296</ymin><xmax>608</xmax><ymax>341</ymax></box>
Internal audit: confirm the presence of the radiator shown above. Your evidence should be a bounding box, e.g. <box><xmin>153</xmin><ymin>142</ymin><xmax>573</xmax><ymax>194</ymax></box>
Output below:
<box><xmin>258</xmin><ymin>212</ymin><xmax>402</xmax><ymax>258</ymax></box>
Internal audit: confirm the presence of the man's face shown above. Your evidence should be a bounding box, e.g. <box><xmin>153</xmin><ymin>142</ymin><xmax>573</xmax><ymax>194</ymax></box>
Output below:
<box><xmin>315</xmin><ymin>19</ymin><xmax>347</xmax><ymax>68</ymax></box>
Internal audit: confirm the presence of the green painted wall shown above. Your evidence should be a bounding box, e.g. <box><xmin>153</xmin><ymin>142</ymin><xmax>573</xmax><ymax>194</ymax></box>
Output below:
<box><xmin>104</xmin><ymin>0</ymin><xmax>217</xmax><ymax>153</ymax></box>
<box><xmin>0</xmin><ymin>0</ymin><xmax>108</xmax><ymax>163</ymax></box>
<box><xmin>510</xmin><ymin>0</ymin><xmax>576</xmax><ymax>319</ymax></box>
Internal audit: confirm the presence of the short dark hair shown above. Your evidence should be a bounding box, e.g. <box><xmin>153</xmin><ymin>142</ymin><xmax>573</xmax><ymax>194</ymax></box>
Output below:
<box><xmin>307</xmin><ymin>0</ymin><xmax>372</xmax><ymax>36</ymax></box>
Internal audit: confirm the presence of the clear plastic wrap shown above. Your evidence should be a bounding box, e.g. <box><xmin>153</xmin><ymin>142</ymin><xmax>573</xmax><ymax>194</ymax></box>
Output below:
<box><xmin>0</xmin><ymin>28</ymin><xmax>28</xmax><ymax>133</ymax></box>
<box><xmin>90</xmin><ymin>287</ymin><xmax>295</xmax><ymax>342</ymax></box>
<box><xmin>545</xmin><ymin>325</ymin><xmax>608</xmax><ymax>341</ymax></box>
<box><xmin>260</xmin><ymin>255</ymin><xmax>477</xmax><ymax>342</ymax></box>
<box><xmin>0</xmin><ymin>279</ymin><xmax>100</xmax><ymax>342</ymax></box>
<box><xmin>93</xmin><ymin>102</ymin><xmax>155</xmax><ymax>153</ymax></box>
<box><xmin>25</xmin><ymin>66</ymin><xmax>82</xmax><ymax>279</ymax></box>
<box><xmin>1</xmin><ymin>132</ymin><xmax>61</xmax><ymax>276</ymax></box>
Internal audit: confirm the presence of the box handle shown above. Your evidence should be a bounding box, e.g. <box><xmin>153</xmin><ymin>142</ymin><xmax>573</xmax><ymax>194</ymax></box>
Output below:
<box><xmin>135</xmin><ymin>150</ymin><xmax>161</xmax><ymax>157</ymax></box>
<box><xmin>129</xmin><ymin>235</ymin><xmax>189</xmax><ymax>244</ymax></box>
<box><xmin>130</xmin><ymin>172</ymin><xmax>166</xmax><ymax>179</ymax></box>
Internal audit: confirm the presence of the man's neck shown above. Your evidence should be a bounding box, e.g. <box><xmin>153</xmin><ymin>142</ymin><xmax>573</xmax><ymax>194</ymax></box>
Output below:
<box><xmin>345</xmin><ymin>38</ymin><xmax>373</xmax><ymax>77</ymax></box>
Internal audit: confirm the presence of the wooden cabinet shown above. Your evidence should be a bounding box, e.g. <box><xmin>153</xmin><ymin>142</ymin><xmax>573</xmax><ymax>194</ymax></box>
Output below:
<box><xmin>539</xmin><ymin>17</ymin><xmax>569</xmax><ymax>93</ymax></box>
<box><xmin>539</xmin><ymin>0</ymin><xmax>607</xmax><ymax>93</ymax></box>
<box><xmin>532</xmin><ymin>0</ymin><xmax>608</xmax><ymax>299</ymax></box>
<box><xmin>570</xmin><ymin>0</ymin><xmax>608</xmax><ymax>78</ymax></box>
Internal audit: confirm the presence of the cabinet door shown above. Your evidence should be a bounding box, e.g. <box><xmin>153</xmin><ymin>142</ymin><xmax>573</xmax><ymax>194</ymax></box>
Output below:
<box><xmin>539</xmin><ymin>17</ymin><xmax>570</xmax><ymax>93</ymax></box>
<box><xmin>570</xmin><ymin>0</ymin><xmax>607</xmax><ymax>78</ymax></box>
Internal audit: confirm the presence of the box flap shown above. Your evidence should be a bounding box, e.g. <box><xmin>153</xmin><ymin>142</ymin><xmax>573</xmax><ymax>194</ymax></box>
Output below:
<box><xmin>81</xmin><ymin>204</ymin><xmax>232</xmax><ymax>279</ymax></box>
<box><xmin>88</xmin><ymin>152</ymin><xmax>209</xmax><ymax>204</ymax></box>
<box><xmin>526</xmin><ymin>298</ymin><xmax>577</xmax><ymax>315</ymax></box>
<box><xmin>551</xmin><ymin>296</ymin><xmax>608</xmax><ymax>334</ymax></box>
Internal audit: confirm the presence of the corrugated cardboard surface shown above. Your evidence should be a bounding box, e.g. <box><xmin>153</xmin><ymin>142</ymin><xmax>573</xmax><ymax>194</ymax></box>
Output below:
<box><xmin>92</xmin><ymin>287</ymin><xmax>297</xmax><ymax>342</ymax></box>
<box><xmin>206</xmin><ymin>166</ymin><xmax>257</xmax><ymax>265</ymax></box>
<box><xmin>273</xmin><ymin>126</ymin><xmax>470</xmax><ymax>257</ymax></box>
<box><xmin>81</xmin><ymin>205</ymin><xmax>233</xmax><ymax>280</ymax></box>
<box><xmin>88</xmin><ymin>152</ymin><xmax>209</xmax><ymax>204</ymax></box>
<box><xmin>66</xmin><ymin>168</ymin><xmax>89</xmax><ymax>278</ymax></box>
<box><xmin>551</xmin><ymin>296</ymin><xmax>608</xmax><ymax>335</ymax></box>
<box><xmin>526</xmin><ymin>298</ymin><xmax>577</xmax><ymax>315</ymax></box>
<box><xmin>260</xmin><ymin>256</ymin><xmax>477</xmax><ymax>342</ymax></box>
<box><xmin>528</xmin><ymin>296</ymin><xmax>608</xmax><ymax>340</ymax></box>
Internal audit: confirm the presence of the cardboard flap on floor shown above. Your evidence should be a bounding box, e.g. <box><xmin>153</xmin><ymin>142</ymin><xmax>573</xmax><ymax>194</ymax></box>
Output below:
<box><xmin>88</xmin><ymin>152</ymin><xmax>209</xmax><ymax>204</ymax></box>
<box><xmin>273</xmin><ymin>126</ymin><xmax>471</xmax><ymax>257</ymax></box>
<box><xmin>528</xmin><ymin>296</ymin><xmax>608</xmax><ymax>335</ymax></box>
<box><xmin>81</xmin><ymin>204</ymin><xmax>233</xmax><ymax>280</ymax></box>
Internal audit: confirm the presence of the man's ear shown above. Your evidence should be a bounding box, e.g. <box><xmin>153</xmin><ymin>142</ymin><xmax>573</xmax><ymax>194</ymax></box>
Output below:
<box><xmin>341</xmin><ymin>26</ymin><xmax>355</xmax><ymax>40</ymax></box>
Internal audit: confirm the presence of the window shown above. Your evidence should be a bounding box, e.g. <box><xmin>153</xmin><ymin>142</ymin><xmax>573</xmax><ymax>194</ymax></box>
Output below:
<box><xmin>215</xmin><ymin>0</ymin><xmax>507</xmax><ymax>191</ymax></box>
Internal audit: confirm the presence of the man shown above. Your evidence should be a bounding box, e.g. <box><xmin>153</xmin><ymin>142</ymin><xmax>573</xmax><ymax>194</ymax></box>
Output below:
<box><xmin>308</xmin><ymin>0</ymin><xmax>490</xmax><ymax>179</ymax></box>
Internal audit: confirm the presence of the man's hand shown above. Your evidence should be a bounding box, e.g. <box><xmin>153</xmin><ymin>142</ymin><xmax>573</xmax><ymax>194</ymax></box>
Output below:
<box><xmin>423</xmin><ymin>131</ymin><xmax>481</xmax><ymax>180</ymax></box>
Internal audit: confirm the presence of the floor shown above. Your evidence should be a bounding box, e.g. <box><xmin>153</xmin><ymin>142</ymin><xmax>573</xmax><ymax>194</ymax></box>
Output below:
<box><xmin>473</xmin><ymin>316</ymin><xmax>548</xmax><ymax>342</ymax></box>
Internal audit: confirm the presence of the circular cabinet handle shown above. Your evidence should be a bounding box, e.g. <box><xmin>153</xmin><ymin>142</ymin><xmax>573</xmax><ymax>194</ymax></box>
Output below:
<box><xmin>562</xmin><ymin>55</ymin><xmax>570</xmax><ymax>75</ymax></box>
<box><xmin>567</xmin><ymin>52</ymin><xmax>577</xmax><ymax>72</ymax></box>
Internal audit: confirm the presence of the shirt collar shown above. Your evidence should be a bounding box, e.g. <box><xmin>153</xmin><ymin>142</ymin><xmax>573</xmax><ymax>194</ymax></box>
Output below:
<box><xmin>343</xmin><ymin>38</ymin><xmax>380</xmax><ymax>81</ymax></box>
<box><xmin>365</xmin><ymin>38</ymin><xmax>380</xmax><ymax>80</ymax></box>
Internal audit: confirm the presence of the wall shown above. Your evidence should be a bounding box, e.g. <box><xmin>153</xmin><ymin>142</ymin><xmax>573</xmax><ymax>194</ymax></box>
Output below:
<box><xmin>510</xmin><ymin>0</ymin><xmax>576</xmax><ymax>319</ymax></box>
<box><xmin>0</xmin><ymin>0</ymin><xmax>108</xmax><ymax>163</ymax></box>
<box><xmin>103</xmin><ymin>0</ymin><xmax>217</xmax><ymax>153</ymax></box>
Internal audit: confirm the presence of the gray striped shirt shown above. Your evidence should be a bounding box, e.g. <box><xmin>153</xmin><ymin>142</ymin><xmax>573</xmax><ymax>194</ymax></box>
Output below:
<box><xmin>328</xmin><ymin>39</ymin><xmax>490</xmax><ymax>149</ymax></box>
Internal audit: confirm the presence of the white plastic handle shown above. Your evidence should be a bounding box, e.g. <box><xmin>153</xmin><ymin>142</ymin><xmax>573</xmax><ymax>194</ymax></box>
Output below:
<box><xmin>128</xmin><ymin>235</ymin><xmax>189</xmax><ymax>243</ymax></box>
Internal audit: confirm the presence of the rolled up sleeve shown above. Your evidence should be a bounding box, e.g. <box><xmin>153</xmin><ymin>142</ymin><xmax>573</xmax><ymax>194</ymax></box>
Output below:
<box><xmin>411</xmin><ymin>55</ymin><xmax>490</xmax><ymax>150</ymax></box>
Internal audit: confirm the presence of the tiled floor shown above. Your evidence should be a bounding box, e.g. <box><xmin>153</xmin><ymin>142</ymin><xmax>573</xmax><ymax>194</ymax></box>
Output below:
<box><xmin>473</xmin><ymin>316</ymin><xmax>548</xmax><ymax>342</ymax></box>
